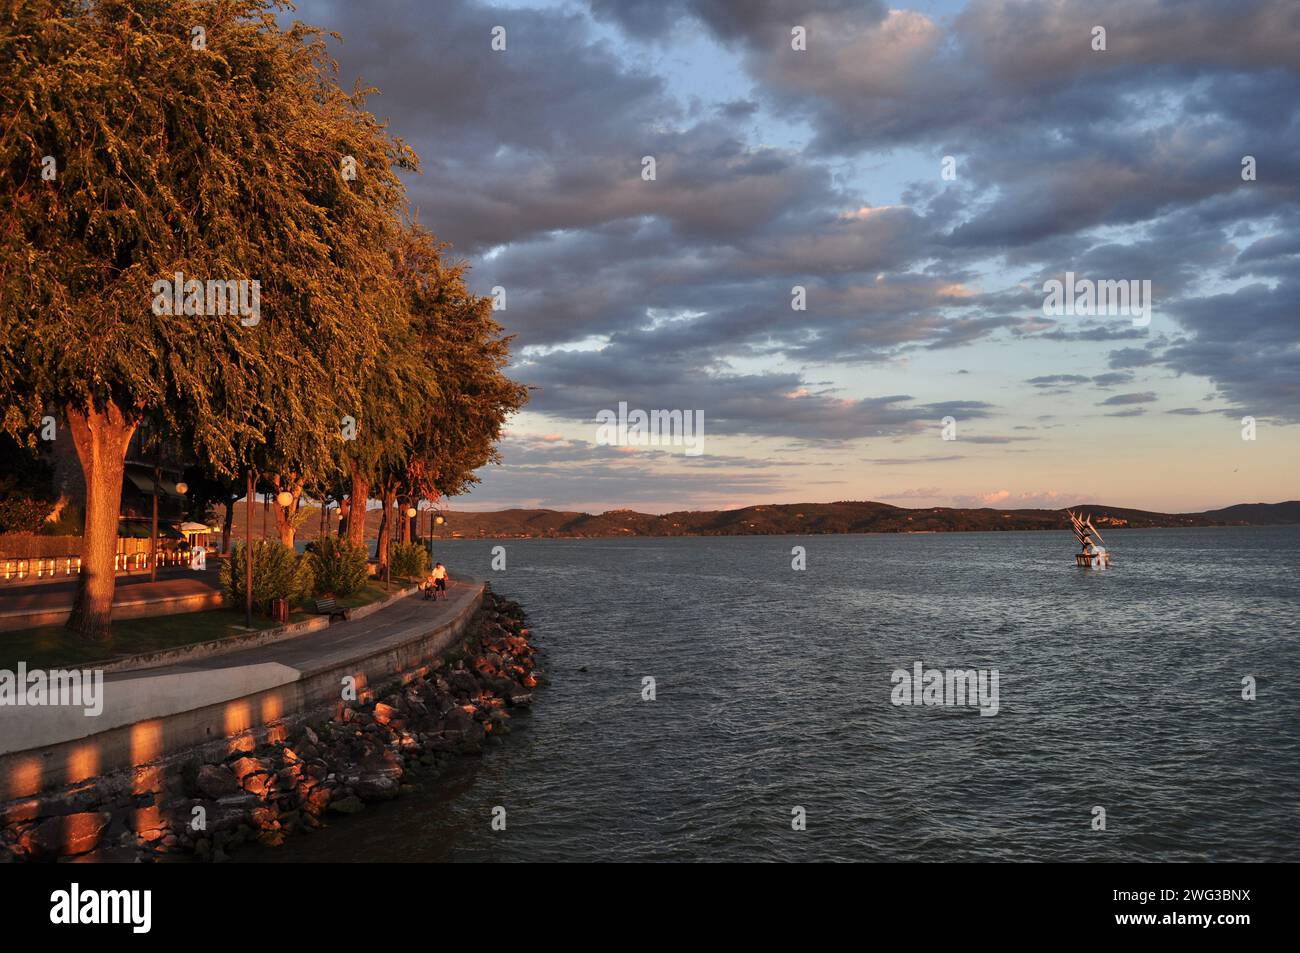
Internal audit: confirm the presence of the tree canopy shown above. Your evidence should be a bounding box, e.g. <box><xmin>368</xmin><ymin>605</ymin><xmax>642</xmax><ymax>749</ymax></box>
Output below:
<box><xmin>0</xmin><ymin>0</ymin><xmax>524</xmax><ymax>639</ymax></box>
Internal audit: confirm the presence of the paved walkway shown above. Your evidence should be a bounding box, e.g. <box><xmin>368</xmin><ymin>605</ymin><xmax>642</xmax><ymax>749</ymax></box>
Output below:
<box><xmin>0</xmin><ymin>578</ymin><xmax>482</xmax><ymax>756</ymax></box>
<box><xmin>0</xmin><ymin>568</ymin><xmax>222</xmax><ymax>616</ymax></box>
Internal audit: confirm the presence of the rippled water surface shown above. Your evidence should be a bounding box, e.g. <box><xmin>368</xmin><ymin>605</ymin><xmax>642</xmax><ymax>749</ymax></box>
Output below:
<box><xmin>254</xmin><ymin>527</ymin><xmax>1300</xmax><ymax>862</ymax></box>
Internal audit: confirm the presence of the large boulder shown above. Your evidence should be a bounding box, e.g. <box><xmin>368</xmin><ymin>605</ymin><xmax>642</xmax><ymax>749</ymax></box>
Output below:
<box><xmin>196</xmin><ymin>764</ymin><xmax>241</xmax><ymax>799</ymax></box>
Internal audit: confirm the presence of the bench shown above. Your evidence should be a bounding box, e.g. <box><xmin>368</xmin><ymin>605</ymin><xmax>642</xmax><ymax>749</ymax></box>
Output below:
<box><xmin>314</xmin><ymin>597</ymin><xmax>351</xmax><ymax>622</ymax></box>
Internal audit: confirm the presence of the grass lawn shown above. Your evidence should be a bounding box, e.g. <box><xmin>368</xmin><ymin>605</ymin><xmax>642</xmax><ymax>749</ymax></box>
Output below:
<box><xmin>1</xmin><ymin>577</ymin><xmax>421</xmax><ymax>669</ymax></box>
<box><xmin>332</xmin><ymin>578</ymin><xmax>420</xmax><ymax>610</ymax></box>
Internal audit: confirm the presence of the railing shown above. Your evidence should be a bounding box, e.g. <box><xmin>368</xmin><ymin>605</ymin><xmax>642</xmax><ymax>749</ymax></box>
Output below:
<box><xmin>1</xmin><ymin>550</ymin><xmax>200</xmax><ymax>582</ymax></box>
<box><xmin>2</xmin><ymin>556</ymin><xmax>82</xmax><ymax>580</ymax></box>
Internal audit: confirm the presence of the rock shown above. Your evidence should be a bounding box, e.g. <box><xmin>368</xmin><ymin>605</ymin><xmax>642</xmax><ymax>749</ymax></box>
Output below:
<box><xmin>354</xmin><ymin>775</ymin><xmax>398</xmax><ymax>801</ymax></box>
<box><xmin>196</xmin><ymin>764</ymin><xmax>241</xmax><ymax>799</ymax></box>
<box><xmin>229</xmin><ymin>756</ymin><xmax>272</xmax><ymax>781</ymax></box>
<box><xmin>250</xmin><ymin>806</ymin><xmax>279</xmax><ymax>830</ymax></box>
<box><xmin>303</xmin><ymin>788</ymin><xmax>331</xmax><ymax>814</ymax></box>
<box><xmin>327</xmin><ymin>796</ymin><xmax>365</xmax><ymax>815</ymax></box>
<box><xmin>448</xmin><ymin>671</ymin><xmax>478</xmax><ymax>696</ymax></box>
<box><xmin>303</xmin><ymin>726</ymin><xmax>320</xmax><ymax>746</ymax></box>
<box><xmin>241</xmin><ymin>773</ymin><xmax>276</xmax><ymax>798</ymax></box>
<box><xmin>443</xmin><ymin>707</ymin><xmax>474</xmax><ymax>733</ymax></box>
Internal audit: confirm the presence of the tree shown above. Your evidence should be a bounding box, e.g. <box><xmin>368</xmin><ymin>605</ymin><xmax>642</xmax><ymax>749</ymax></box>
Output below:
<box><xmin>0</xmin><ymin>0</ymin><xmax>414</xmax><ymax>640</ymax></box>
<box><xmin>397</xmin><ymin>225</ymin><xmax>529</xmax><ymax>504</ymax></box>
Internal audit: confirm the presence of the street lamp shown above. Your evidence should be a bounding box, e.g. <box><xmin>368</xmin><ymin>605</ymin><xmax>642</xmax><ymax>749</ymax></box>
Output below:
<box><xmin>175</xmin><ymin>481</ymin><xmax>188</xmax><ymax>495</ymax></box>
<box><xmin>276</xmin><ymin>491</ymin><xmax>294</xmax><ymax>507</ymax></box>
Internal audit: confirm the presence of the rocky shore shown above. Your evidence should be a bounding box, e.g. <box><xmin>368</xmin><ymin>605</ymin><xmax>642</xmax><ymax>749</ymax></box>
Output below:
<box><xmin>0</xmin><ymin>587</ymin><xmax>539</xmax><ymax>863</ymax></box>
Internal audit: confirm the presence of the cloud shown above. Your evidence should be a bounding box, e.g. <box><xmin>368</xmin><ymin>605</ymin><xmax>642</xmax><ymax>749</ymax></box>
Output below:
<box><xmin>1098</xmin><ymin>392</ymin><xmax>1158</xmax><ymax>406</ymax></box>
<box><xmin>285</xmin><ymin>0</ymin><xmax>1300</xmax><ymax>508</ymax></box>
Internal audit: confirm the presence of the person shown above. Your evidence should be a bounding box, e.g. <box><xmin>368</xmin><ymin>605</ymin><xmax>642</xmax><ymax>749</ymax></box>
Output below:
<box><xmin>431</xmin><ymin>561</ymin><xmax>448</xmax><ymax>599</ymax></box>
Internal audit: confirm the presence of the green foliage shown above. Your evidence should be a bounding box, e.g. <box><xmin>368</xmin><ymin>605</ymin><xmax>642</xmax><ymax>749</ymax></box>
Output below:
<box><xmin>388</xmin><ymin>541</ymin><xmax>429</xmax><ymax>580</ymax></box>
<box><xmin>396</xmin><ymin>225</ymin><xmax>530</xmax><ymax>500</ymax></box>
<box><xmin>306</xmin><ymin>536</ymin><xmax>368</xmax><ymax>597</ymax></box>
<box><xmin>0</xmin><ymin>1</ymin><xmax>523</xmax><ymax>640</ymax></box>
<box><xmin>221</xmin><ymin>540</ymin><xmax>314</xmax><ymax>614</ymax></box>
<box><xmin>0</xmin><ymin>0</ymin><xmax>415</xmax><ymax>482</ymax></box>
<box><xmin>0</xmin><ymin>435</ymin><xmax>58</xmax><ymax>533</ymax></box>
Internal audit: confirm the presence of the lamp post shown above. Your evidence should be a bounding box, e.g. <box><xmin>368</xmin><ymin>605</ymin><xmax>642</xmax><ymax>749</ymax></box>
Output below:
<box><xmin>275</xmin><ymin>490</ymin><xmax>294</xmax><ymax>559</ymax></box>
<box><xmin>245</xmin><ymin>469</ymin><xmax>255</xmax><ymax>628</ymax></box>
<box><xmin>174</xmin><ymin>481</ymin><xmax>188</xmax><ymax>569</ymax></box>
<box><xmin>149</xmin><ymin>458</ymin><xmax>161</xmax><ymax>583</ymax></box>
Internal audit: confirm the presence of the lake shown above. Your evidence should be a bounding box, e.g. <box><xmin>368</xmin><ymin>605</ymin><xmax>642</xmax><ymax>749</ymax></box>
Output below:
<box><xmin>253</xmin><ymin>526</ymin><xmax>1300</xmax><ymax>862</ymax></box>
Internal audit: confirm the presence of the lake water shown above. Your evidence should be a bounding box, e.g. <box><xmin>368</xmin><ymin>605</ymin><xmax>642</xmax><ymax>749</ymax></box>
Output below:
<box><xmin>253</xmin><ymin>527</ymin><xmax>1300</xmax><ymax>862</ymax></box>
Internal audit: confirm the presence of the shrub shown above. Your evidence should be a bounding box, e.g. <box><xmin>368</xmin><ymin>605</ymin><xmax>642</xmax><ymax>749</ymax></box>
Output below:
<box><xmin>221</xmin><ymin>541</ymin><xmax>313</xmax><ymax>614</ymax></box>
<box><xmin>389</xmin><ymin>541</ymin><xmax>429</xmax><ymax>580</ymax></box>
<box><xmin>307</xmin><ymin>536</ymin><xmax>369</xmax><ymax>596</ymax></box>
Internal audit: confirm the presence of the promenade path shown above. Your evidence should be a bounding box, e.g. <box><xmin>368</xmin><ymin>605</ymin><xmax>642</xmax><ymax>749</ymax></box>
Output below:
<box><xmin>0</xmin><ymin>577</ymin><xmax>482</xmax><ymax>760</ymax></box>
<box><xmin>0</xmin><ymin>568</ymin><xmax>224</xmax><ymax>631</ymax></box>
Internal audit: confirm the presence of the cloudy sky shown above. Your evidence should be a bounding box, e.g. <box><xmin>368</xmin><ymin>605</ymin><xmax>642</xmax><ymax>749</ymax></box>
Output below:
<box><xmin>294</xmin><ymin>0</ymin><xmax>1299</xmax><ymax>513</ymax></box>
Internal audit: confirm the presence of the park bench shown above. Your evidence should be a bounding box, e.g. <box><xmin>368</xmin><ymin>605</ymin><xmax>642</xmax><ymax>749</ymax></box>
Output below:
<box><xmin>313</xmin><ymin>597</ymin><xmax>350</xmax><ymax>622</ymax></box>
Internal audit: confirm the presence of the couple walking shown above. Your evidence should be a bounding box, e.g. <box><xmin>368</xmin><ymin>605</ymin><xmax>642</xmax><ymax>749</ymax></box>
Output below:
<box><xmin>423</xmin><ymin>562</ymin><xmax>448</xmax><ymax>600</ymax></box>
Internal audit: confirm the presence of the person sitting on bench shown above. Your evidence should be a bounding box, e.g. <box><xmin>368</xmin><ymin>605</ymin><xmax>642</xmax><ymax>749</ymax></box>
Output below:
<box><xmin>431</xmin><ymin>562</ymin><xmax>448</xmax><ymax>600</ymax></box>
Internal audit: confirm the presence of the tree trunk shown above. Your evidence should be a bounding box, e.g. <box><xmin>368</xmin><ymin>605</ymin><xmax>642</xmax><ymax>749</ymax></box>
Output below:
<box><xmin>65</xmin><ymin>401</ymin><xmax>138</xmax><ymax>643</ymax></box>
<box><xmin>347</xmin><ymin>464</ymin><xmax>369</xmax><ymax>550</ymax></box>
<box><xmin>221</xmin><ymin>494</ymin><xmax>235</xmax><ymax>554</ymax></box>
<box><xmin>378</xmin><ymin>486</ymin><xmax>396</xmax><ymax>570</ymax></box>
<box><xmin>272</xmin><ymin>476</ymin><xmax>302</xmax><ymax>548</ymax></box>
<box><xmin>400</xmin><ymin>499</ymin><xmax>413</xmax><ymax>544</ymax></box>
<box><xmin>150</xmin><ymin>461</ymin><xmax>160</xmax><ymax>582</ymax></box>
<box><xmin>245</xmin><ymin>470</ymin><xmax>255</xmax><ymax>628</ymax></box>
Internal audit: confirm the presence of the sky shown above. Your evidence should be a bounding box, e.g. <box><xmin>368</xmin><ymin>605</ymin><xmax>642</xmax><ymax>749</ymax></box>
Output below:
<box><xmin>292</xmin><ymin>0</ymin><xmax>1299</xmax><ymax>514</ymax></box>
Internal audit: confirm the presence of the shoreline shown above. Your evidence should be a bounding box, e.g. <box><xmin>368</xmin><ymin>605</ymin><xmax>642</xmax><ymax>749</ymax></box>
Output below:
<box><xmin>425</xmin><ymin>523</ymin><xmax>1298</xmax><ymax>541</ymax></box>
<box><xmin>0</xmin><ymin>587</ymin><xmax>540</xmax><ymax>863</ymax></box>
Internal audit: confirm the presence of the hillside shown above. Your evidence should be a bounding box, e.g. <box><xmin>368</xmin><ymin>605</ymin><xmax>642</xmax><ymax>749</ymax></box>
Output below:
<box><xmin>222</xmin><ymin>499</ymin><xmax>1300</xmax><ymax>540</ymax></box>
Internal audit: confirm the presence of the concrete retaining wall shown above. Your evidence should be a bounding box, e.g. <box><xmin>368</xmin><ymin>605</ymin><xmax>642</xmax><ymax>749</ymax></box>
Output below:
<box><xmin>0</xmin><ymin>584</ymin><xmax>483</xmax><ymax>801</ymax></box>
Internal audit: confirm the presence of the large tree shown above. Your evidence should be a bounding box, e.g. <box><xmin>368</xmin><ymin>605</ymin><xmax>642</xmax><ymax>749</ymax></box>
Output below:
<box><xmin>0</xmin><ymin>0</ymin><xmax>414</xmax><ymax>640</ymax></box>
<box><xmin>397</xmin><ymin>225</ymin><xmax>529</xmax><ymax>505</ymax></box>
<box><xmin>341</xmin><ymin>223</ymin><xmax>528</xmax><ymax>572</ymax></box>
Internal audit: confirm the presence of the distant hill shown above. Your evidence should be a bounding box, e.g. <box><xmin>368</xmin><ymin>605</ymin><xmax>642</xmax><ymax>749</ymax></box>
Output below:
<box><xmin>224</xmin><ymin>499</ymin><xmax>1300</xmax><ymax>540</ymax></box>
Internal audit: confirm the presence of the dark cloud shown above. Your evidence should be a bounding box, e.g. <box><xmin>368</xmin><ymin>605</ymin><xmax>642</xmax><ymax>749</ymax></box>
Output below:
<box><xmin>1098</xmin><ymin>392</ymin><xmax>1158</xmax><ymax>406</ymax></box>
<box><xmin>288</xmin><ymin>0</ymin><xmax>1300</xmax><ymax>459</ymax></box>
<box><xmin>1027</xmin><ymin>374</ymin><xmax>1089</xmax><ymax>387</ymax></box>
